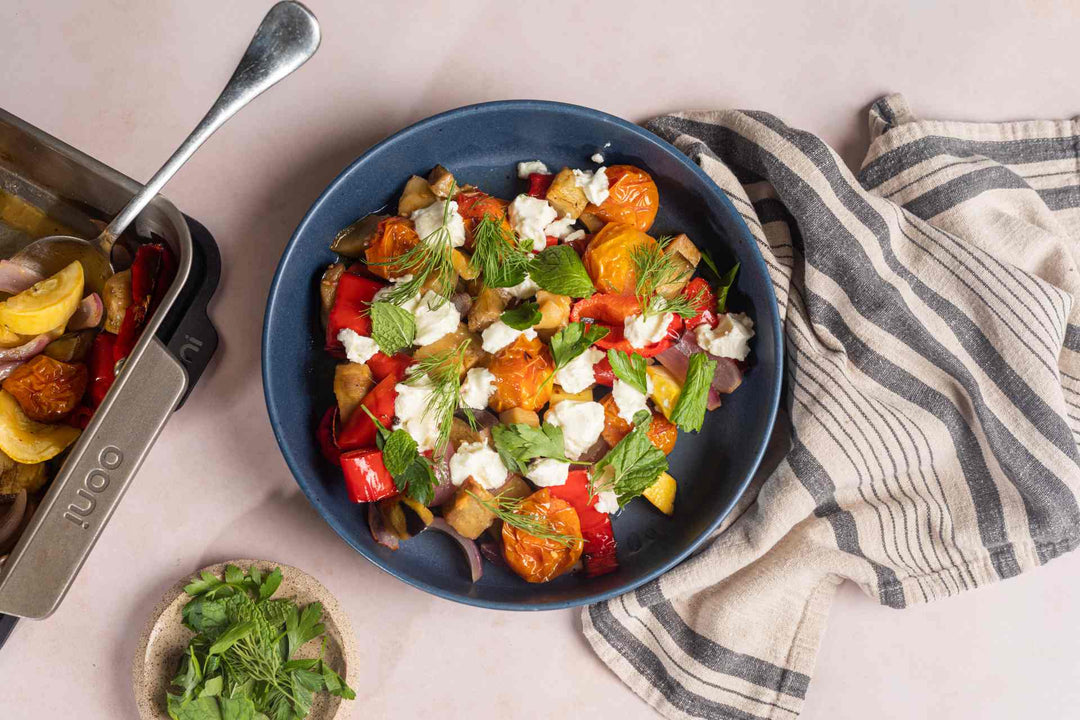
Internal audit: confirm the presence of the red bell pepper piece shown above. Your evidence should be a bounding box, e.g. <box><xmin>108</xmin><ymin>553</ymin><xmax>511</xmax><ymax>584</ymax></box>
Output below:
<box><xmin>317</xmin><ymin>406</ymin><xmax>342</xmax><ymax>465</ymax></box>
<box><xmin>326</xmin><ymin>273</ymin><xmax>385</xmax><ymax>354</ymax></box>
<box><xmin>547</xmin><ymin>470</ymin><xmax>618</xmax><ymax>577</ymax></box>
<box><xmin>569</xmin><ymin>293</ymin><xmax>682</xmax><ymax>358</ymax></box>
<box><xmin>64</xmin><ymin>404</ymin><xmax>93</xmax><ymax>430</ymax></box>
<box><xmin>593</xmin><ymin>356</ymin><xmax>614</xmax><ymax>386</ymax></box>
<box><xmin>366</xmin><ymin>352</ymin><xmax>414</xmax><ymax>383</ymax></box>
<box><xmin>340</xmin><ymin>448</ymin><xmax>397</xmax><ymax>503</ymax></box>
<box><xmin>544</xmin><ymin>235</ymin><xmax>559</xmax><ymax>248</ymax></box>
<box><xmin>527</xmin><ymin>173</ymin><xmax>554</xmax><ymax>198</ymax></box>
<box><xmin>681</xmin><ymin>277</ymin><xmax>718</xmax><ymax>331</ymax></box>
<box><xmin>569</xmin><ymin>233</ymin><xmax>592</xmax><ymax>258</ymax></box>
<box><xmin>336</xmin><ymin>374</ymin><xmax>397</xmax><ymax>450</ymax></box>
<box><xmin>87</xmin><ymin>332</ymin><xmax>117</xmax><ymax>408</ymax></box>
<box><xmin>114</xmin><ymin>243</ymin><xmax>169</xmax><ymax>364</ymax></box>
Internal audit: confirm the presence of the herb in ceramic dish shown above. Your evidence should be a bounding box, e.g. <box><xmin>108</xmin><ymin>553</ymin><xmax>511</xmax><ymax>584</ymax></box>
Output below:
<box><xmin>166</xmin><ymin>564</ymin><xmax>355</xmax><ymax>720</ymax></box>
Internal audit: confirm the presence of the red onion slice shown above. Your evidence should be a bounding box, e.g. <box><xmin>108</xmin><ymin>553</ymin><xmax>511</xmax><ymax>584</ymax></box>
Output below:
<box><xmin>0</xmin><ymin>334</ymin><xmax>49</xmax><ymax>363</ymax></box>
<box><xmin>0</xmin><ymin>490</ymin><xmax>27</xmax><ymax>547</ymax></box>
<box><xmin>0</xmin><ymin>360</ymin><xmax>24</xmax><ymax>381</ymax></box>
<box><xmin>0</xmin><ymin>261</ymin><xmax>44</xmax><ymax>295</ymax></box>
<box><xmin>368</xmin><ymin>503</ymin><xmax>399</xmax><ymax>550</ymax></box>
<box><xmin>429</xmin><ymin>517</ymin><xmax>483</xmax><ymax>582</ymax></box>
<box><xmin>430</xmin><ymin>442</ymin><xmax>457</xmax><ymax>506</ymax></box>
<box><xmin>67</xmin><ymin>294</ymin><xmax>104</xmax><ymax>330</ymax></box>
<box><xmin>450</xmin><ymin>292</ymin><xmax>473</xmax><ymax>317</ymax></box>
<box><xmin>478</xmin><ymin>538</ymin><xmax>506</xmax><ymax>568</ymax></box>
<box><xmin>656</xmin><ymin>331</ymin><xmax>742</xmax><ymax>408</ymax></box>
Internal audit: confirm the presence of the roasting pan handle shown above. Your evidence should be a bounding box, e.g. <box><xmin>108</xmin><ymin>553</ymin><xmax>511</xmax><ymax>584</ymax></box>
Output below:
<box><xmin>0</xmin><ymin>338</ymin><xmax>187</xmax><ymax>619</ymax></box>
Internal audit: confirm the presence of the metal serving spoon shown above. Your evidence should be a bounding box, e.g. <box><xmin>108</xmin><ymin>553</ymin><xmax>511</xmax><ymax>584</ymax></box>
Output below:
<box><xmin>11</xmin><ymin>1</ymin><xmax>320</xmax><ymax>294</ymax></box>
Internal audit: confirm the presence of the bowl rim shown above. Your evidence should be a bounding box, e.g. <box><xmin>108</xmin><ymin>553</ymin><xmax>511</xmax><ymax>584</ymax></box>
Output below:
<box><xmin>262</xmin><ymin>99</ymin><xmax>783</xmax><ymax>610</ymax></box>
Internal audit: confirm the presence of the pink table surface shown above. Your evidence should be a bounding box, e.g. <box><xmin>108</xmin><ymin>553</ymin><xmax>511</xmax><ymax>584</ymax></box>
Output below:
<box><xmin>1</xmin><ymin>2</ymin><xmax>1079</xmax><ymax>718</ymax></box>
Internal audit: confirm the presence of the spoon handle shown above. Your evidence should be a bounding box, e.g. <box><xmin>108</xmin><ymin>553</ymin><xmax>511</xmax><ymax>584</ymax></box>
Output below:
<box><xmin>97</xmin><ymin>1</ymin><xmax>320</xmax><ymax>249</ymax></box>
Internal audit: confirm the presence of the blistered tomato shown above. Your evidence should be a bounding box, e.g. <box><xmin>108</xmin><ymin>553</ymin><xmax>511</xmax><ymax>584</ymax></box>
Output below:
<box><xmin>501</xmin><ymin>489</ymin><xmax>584</xmax><ymax>583</ymax></box>
<box><xmin>681</xmin><ymin>277</ymin><xmax>718</xmax><ymax>330</ymax></box>
<box><xmin>455</xmin><ymin>188</ymin><xmax>510</xmax><ymax>247</ymax></box>
<box><xmin>365</xmin><ymin>216</ymin><xmax>421</xmax><ymax>279</ymax></box>
<box><xmin>598</xmin><ymin>394</ymin><xmax>678</xmax><ymax>454</ymax></box>
<box><xmin>583</xmin><ymin>222</ymin><xmax>657</xmax><ymax>295</ymax></box>
<box><xmin>584</xmin><ymin>165</ymin><xmax>659</xmax><ymax>232</ymax></box>
<box><xmin>486</xmin><ymin>334</ymin><xmax>555</xmax><ymax>412</ymax></box>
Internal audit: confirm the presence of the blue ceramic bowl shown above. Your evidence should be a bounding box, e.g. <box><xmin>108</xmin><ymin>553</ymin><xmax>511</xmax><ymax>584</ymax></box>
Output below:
<box><xmin>263</xmin><ymin>101</ymin><xmax>782</xmax><ymax>610</ymax></box>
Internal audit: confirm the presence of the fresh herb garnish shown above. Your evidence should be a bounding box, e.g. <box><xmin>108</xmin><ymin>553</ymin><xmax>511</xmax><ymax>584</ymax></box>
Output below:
<box><xmin>369</xmin><ymin>181</ymin><xmax>458</xmax><ymax>307</ymax></box>
<box><xmin>589</xmin><ymin>409</ymin><xmax>668</xmax><ymax>507</ymax></box>
<box><xmin>699</xmin><ymin>246</ymin><xmax>721</xmax><ymax>279</ymax></box>
<box><xmin>607</xmin><ymin>348</ymin><xmax>649</xmax><ymax>395</ymax></box>
<box><xmin>528</xmin><ymin>244</ymin><xmax>596</xmax><ymax>298</ymax></box>
<box><xmin>714</xmin><ymin>262</ymin><xmax>739</xmax><ymax>314</ymax></box>
<box><xmin>167</xmin><ymin>565</ymin><xmax>355</xmax><ymax>720</ymax></box>
<box><xmin>369</xmin><ymin>300</ymin><xmax>416</xmax><ymax>354</ymax></box>
<box><xmin>668</xmin><ymin>352</ymin><xmax>717</xmax><ymax>432</ymax></box>
<box><xmin>631</xmin><ymin>236</ymin><xmax>706</xmax><ymax>319</ymax></box>
<box><xmin>469</xmin><ymin>214</ymin><xmax>530</xmax><ymax>288</ymax></box>
<box><xmin>500</xmin><ymin>301</ymin><xmax>542</xmax><ymax>331</ymax></box>
<box><xmin>491</xmin><ymin>422</ymin><xmax>575</xmax><ymax>474</ymax></box>
<box><xmin>549</xmin><ymin>321</ymin><xmax>610</xmax><ymax>371</ymax></box>
<box><xmin>404</xmin><ymin>340</ymin><xmax>474</xmax><ymax>453</ymax></box>
<box><xmin>361</xmin><ymin>405</ymin><xmax>439</xmax><ymax>504</ymax></box>
<box><xmin>466</xmin><ymin>491</ymin><xmax>580</xmax><ymax>547</ymax></box>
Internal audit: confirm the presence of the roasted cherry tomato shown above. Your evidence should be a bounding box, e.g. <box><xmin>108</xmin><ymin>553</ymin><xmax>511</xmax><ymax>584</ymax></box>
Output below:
<box><xmin>486</xmin><ymin>334</ymin><xmax>555</xmax><ymax>412</ymax></box>
<box><xmin>2</xmin><ymin>355</ymin><xmax>88</xmax><ymax>422</ymax></box>
<box><xmin>501</xmin><ymin>489</ymin><xmax>584</xmax><ymax>583</ymax></box>
<box><xmin>340</xmin><ymin>448</ymin><xmax>398</xmax><ymax>503</ymax></box>
<box><xmin>336</xmin><ymin>374</ymin><xmax>397</xmax><ymax>450</ymax></box>
<box><xmin>584</xmin><ymin>165</ymin><xmax>659</xmax><ymax>232</ymax></box>
<box><xmin>455</xmin><ymin>188</ymin><xmax>510</xmax><ymax>247</ymax></box>
<box><xmin>599</xmin><ymin>394</ymin><xmax>678</xmax><ymax>454</ymax></box>
<box><xmin>325</xmin><ymin>273</ymin><xmax>385</xmax><ymax>353</ymax></box>
<box><xmin>365</xmin><ymin>216</ymin><xmax>421</xmax><ymax>279</ymax></box>
<box><xmin>681</xmin><ymin>277</ymin><xmax>718</xmax><ymax>331</ymax></box>
<box><xmin>546</xmin><ymin>470</ymin><xmax>618</xmax><ymax>577</ymax></box>
<box><xmin>569</xmin><ymin>293</ymin><xmax>682</xmax><ymax>358</ymax></box>
<box><xmin>527</xmin><ymin>173</ymin><xmax>554</xmax><ymax>198</ymax></box>
<box><xmin>583</xmin><ymin>222</ymin><xmax>657</xmax><ymax>295</ymax></box>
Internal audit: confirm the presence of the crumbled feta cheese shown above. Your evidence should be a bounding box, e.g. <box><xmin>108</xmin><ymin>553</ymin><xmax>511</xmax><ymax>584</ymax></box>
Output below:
<box><xmin>544</xmin><ymin>214</ymin><xmax>577</xmax><ymax>239</ymax></box>
<box><xmin>612</xmin><ymin>375</ymin><xmax>653</xmax><ymax>424</ymax></box>
<box><xmin>411</xmin><ymin>199</ymin><xmax>466</xmax><ymax>248</ymax></box>
<box><xmin>393</xmin><ymin>378</ymin><xmax>440</xmax><ymax>452</ymax></box>
<box><xmin>526</xmin><ymin>458</ymin><xmax>571</xmax><ymax>487</ymax></box>
<box><xmin>449</xmin><ymin>440</ymin><xmax>508</xmax><ymax>490</ymax></box>
<box><xmin>337</xmin><ymin>328</ymin><xmax>379</xmax><ymax>365</ymax></box>
<box><xmin>563</xmin><ymin>229</ymin><xmax>586</xmax><ymax>244</ymax></box>
<box><xmin>573</xmin><ymin>167</ymin><xmax>610</xmax><ymax>205</ymax></box>
<box><xmin>695</xmin><ymin>313</ymin><xmax>755</xmax><ymax>361</ymax></box>
<box><xmin>624</xmin><ymin>312</ymin><xmax>674</xmax><ymax>348</ymax></box>
<box><xmin>372</xmin><ymin>274</ymin><xmax>414</xmax><ymax>301</ymax></box>
<box><xmin>459</xmin><ymin>367</ymin><xmax>496</xmax><ymax>409</ymax></box>
<box><xmin>517</xmin><ymin>160</ymin><xmax>549</xmax><ymax>178</ymax></box>
<box><xmin>509</xmin><ymin>194</ymin><xmax>558</xmax><ymax>252</ymax></box>
<box><xmin>401</xmin><ymin>290</ymin><xmax>460</xmax><ymax>346</ymax></box>
<box><xmin>591</xmin><ymin>152</ymin><xmax>605</xmax><ymax>164</ymax></box>
<box><xmin>505</xmin><ymin>273</ymin><xmax>540</xmax><ymax>299</ymax></box>
<box><xmin>594</xmin><ymin>489</ymin><xmax>620</xmax><ymax>514</ymax></box>
<box><xmin>544</xmin><ymin>400</ymin><xmax>604</xmax><ymax>460</ymax></box>
<box><xmin>481</xmin><ymin>320</ymin><xmax>537</xmax><ymax>354</ymax></box>
<box><xmin>555</xmin><ymin>346</ymin><xmax>604</xmax><ymax>394</ymax></box>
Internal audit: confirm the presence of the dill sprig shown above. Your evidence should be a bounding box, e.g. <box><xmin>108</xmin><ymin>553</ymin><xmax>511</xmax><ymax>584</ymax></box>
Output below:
<box><xmin>370</xmin><ymin>181</ymin><xmax>459</xmax><ymax>307</ymax></box>
<box><xmin>405</xmin><ymin>339</ymin><xmax>474</xmax><ymax>452</ymax></box>
<box><xmin>467</xmin><ymin>491</ymin><xmax>580</xmax><ymax>547</ymax></box>
<box><xmin>631</xmin><ymin>235</ymin><xmax>706</xmax><ymax>318</ymax></box>
<box><xmin>468</xmin><ymin>213</ymin><xmax>532</xmax><ymax>288</ymax></box>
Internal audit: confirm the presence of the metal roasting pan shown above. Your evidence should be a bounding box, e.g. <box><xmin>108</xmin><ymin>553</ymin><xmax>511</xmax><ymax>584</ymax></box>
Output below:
<box><xmin>0</xmin><ymin>108</ymin><xmax>220</xmax><ymax>644</ymax></box>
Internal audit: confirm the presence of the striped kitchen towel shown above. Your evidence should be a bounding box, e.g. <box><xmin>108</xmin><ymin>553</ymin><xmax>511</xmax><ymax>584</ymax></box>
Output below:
<box><xmin>583</xmin><ymin>94</ymin><xmax>1080</xmax><ymax>719</ymax></box>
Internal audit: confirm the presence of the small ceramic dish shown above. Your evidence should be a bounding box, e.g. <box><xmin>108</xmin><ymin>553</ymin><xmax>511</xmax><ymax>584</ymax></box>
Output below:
<box><xmin>131</xmin><ymin>559</ymin><xmax>357</xmax><ymax>720</ymax></box>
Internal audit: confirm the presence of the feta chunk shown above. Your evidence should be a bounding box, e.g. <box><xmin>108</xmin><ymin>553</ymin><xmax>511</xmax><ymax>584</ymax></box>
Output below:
<box><xmin>594</xmin><ymin>490</ymin><xmax>620</xmax><ymax>514</ymax></box>
<box><xmin>543</xmin><ymin>214</ymin><xmax>577</xmax><ymax>239</ymax></box>
<box><xmin>612</xmin><ymin>375</ymin><xmax>653</xmax><ymax>424</ymax></box>
<box><xmin>449</xmin><ymin>440</ymin><xmax>508</xmax><ymax>490</ymax></box>
<box><xmin>563</xmin><ymin>229</ymin><xmax>586</xmax><ymax>244</ymax></box>
<box><xmin>544</xmin><ymin>400</ymin><xmax>604</xmax><ymax>460</ymax></box>
<box><xmin>555</xmin><ymin>346</ymin><xmax>604</xmax><ymax>394</ymax></box>
<box><xmin>509</xmin><ymin>194</ymin><xmax>558</xmax><ymax>252</ymax></box>
<box><xmin>591</xmin><ymin>152</ymin><xmax>605</xmax><ymax>164</ymax></box>
<box><xmin>459</xmin><ymin>367</ymin><xmax>496</xmax><ymax>409</ymax></box>
<box><xmin>393</xmin><ymin>377</ymin><xmax>440</xmax><ymax>452</ymax></box>
<box><xmin>481</xmin><ymin>320</ymin><xmax>537</xmax><ymax>354</ymax></box>
<box><xmin>337</xmin><ymin>328</ymin><xmax>378</xmax><ymax>365</ymax></box>
<box><xmin>505</xmin><ymin>273</ymin><xmax>540</xmax><ymax>299</ymax></box>
<box><xmin>526</xmin><ymin>458</ymin><xmax>571</xmax><ymax>487</ymax></box>
<box><xmin>573</xmin><ymin>167</ymin><xmax>610</xmax><ymax>205</ymax></box>
<box><xmin>402</xmin><ymin>290</ymin><xmax>460</xmax><ymax>346</ymax></box>
<box><xmin>411</xmin><ymin>199</ymin><xmax>466</xmax><ymax>248</ymax></box>
<box><xmin>695</xmin><ymin>313</ymin><xmax>754</xmax><ymax>361</ymax></box>
<box><xmin>624</xmin><ymin>312</ymin><xmax>674</xmax><ymax>348</ymax></box>
<box><xmin>517</xmin><ymin>160</ymin><xmax>549</xmax><ymax>178</ymax></box>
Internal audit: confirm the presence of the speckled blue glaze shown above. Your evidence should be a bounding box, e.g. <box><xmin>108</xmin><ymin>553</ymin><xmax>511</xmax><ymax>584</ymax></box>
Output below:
<box><xmin>262</xmin><ymin>101</ymin><xmax>782</xmax><ymax>610</ymax></box>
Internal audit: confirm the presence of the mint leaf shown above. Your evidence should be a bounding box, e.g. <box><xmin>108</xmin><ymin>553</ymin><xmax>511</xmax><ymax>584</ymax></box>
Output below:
<box><xmin>182</xmin><ymin>598</ymin><xmax>230</xmax><ymax>636</ymax></box>
<box><xmin>699</xmin><ymin>246</ymin><xmax>721</xmax><ymax>279</ymax></box>
<box><xmin>607</xmin><ymin>349</ymin><xmax>648</xmax><ymax>395</ymax></box>
<box><xmin>400</xmin><ymin>457</ymin><xmax>437</xmax><ymax>505</ymax></box>
<box><xmin>500</xmin><ymin>301</ymin><xmax>542</xmax><ymax>330</ymax></box>
<box><xmin>491</xmin><ymin>422</ymin><xmax>570</xmax><ymax>474</ymax></box>
<box><xmin>381</xmin><ymin>429</ymin><xmax>419</xmax><ymax>481</ymax></box>
<box><xmin>715</xmin><ymin>262</ymin><xmax>739</xmax><ymax>314</ymax></box>
<box><xmin>528</xmin><ymin>244</ymin><xmax>596</xmax><ymax>297</ymax></box>
<box><xmin>550</xmin><ymin>321</ymin><xmax>609</xmax><ymax>370</ymax></box>
<box><xmin>369</xmin><ymin>301</ymin><xmax>416</xmax><ymax>354</ymax></box>
<box><xmin>669</xmin><ymin>352</ymin><xmax>716</xmax><ymax>432</ymax></box>
<box><xmin>594</xmin><ymin>410</ymin><xmax>668</xmax><ymax>507</ymax></box>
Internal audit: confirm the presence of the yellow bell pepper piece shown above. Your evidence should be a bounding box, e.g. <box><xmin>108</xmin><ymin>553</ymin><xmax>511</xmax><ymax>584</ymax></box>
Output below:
<box><xmin>643</xmin><ymin>471</ymin><xmax>676</xmax><ymax>516</ymax></box>
<box><xmin>646</xmin><ymin>366</ymin><xmax>683</xmax><ymax>420</ymax></box>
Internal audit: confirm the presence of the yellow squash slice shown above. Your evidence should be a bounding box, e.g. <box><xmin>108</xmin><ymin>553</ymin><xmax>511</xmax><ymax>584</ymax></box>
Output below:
<box><xmin>0</xmin><ymin>390</ymin><xmax>81</xmax><ymax>464</ymax></box>
<box><xmin>643</xmin><ymin>471</ymin><xmax>676</xmax><ymax>516</ymax></box>
<box><xmin>646</xmin><ymin>366</ymin><xmax>683</xmax><ymax>420</ymax></box>
<box><xmin>0</xmin><ymin>261</ymin><xmax>84</xmax><ymax>335</ymax></box>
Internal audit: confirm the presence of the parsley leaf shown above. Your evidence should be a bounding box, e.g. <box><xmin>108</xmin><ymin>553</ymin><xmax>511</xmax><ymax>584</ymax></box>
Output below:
<box><xmin>500</xmin><ymin>301</ymin><xmax>542</xmax><ymax>330</ymax></box>
<box><xmin>607</xmin><ymin>349</ymin><xmax>649</xmax><ymax>395</ymax></box>
<box><xmin>528</xmin><ymin>244</ymin><xmax>596</xmax><ymax>298</ymax></box>
<box><xmin>669</xmin><ymin>352</ymin><xmax>717</xmax><ymax>432</ymax></box>
<box><xmin>593</xmin><ymin>409</ymin><xmax>669</xmax><ymax>507</ymax></box>
<box><xmin>491</xmin><ymin>422</ymin><xmax>573</xmax><ymax>474</ymax></box>
<box><xmin>549</xmin><ymin>321</ymin><xmax>609</xmax><ymax>370</ymax></box>
<box><xmin>369</xmin><ymin>301</ymin><xmax>416</xmax><ymax>355</ymax></box>
<box><xmin>715</xmin><ymin>262</ymin><xmax>739</xmax><ymax>314</ymax></box>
